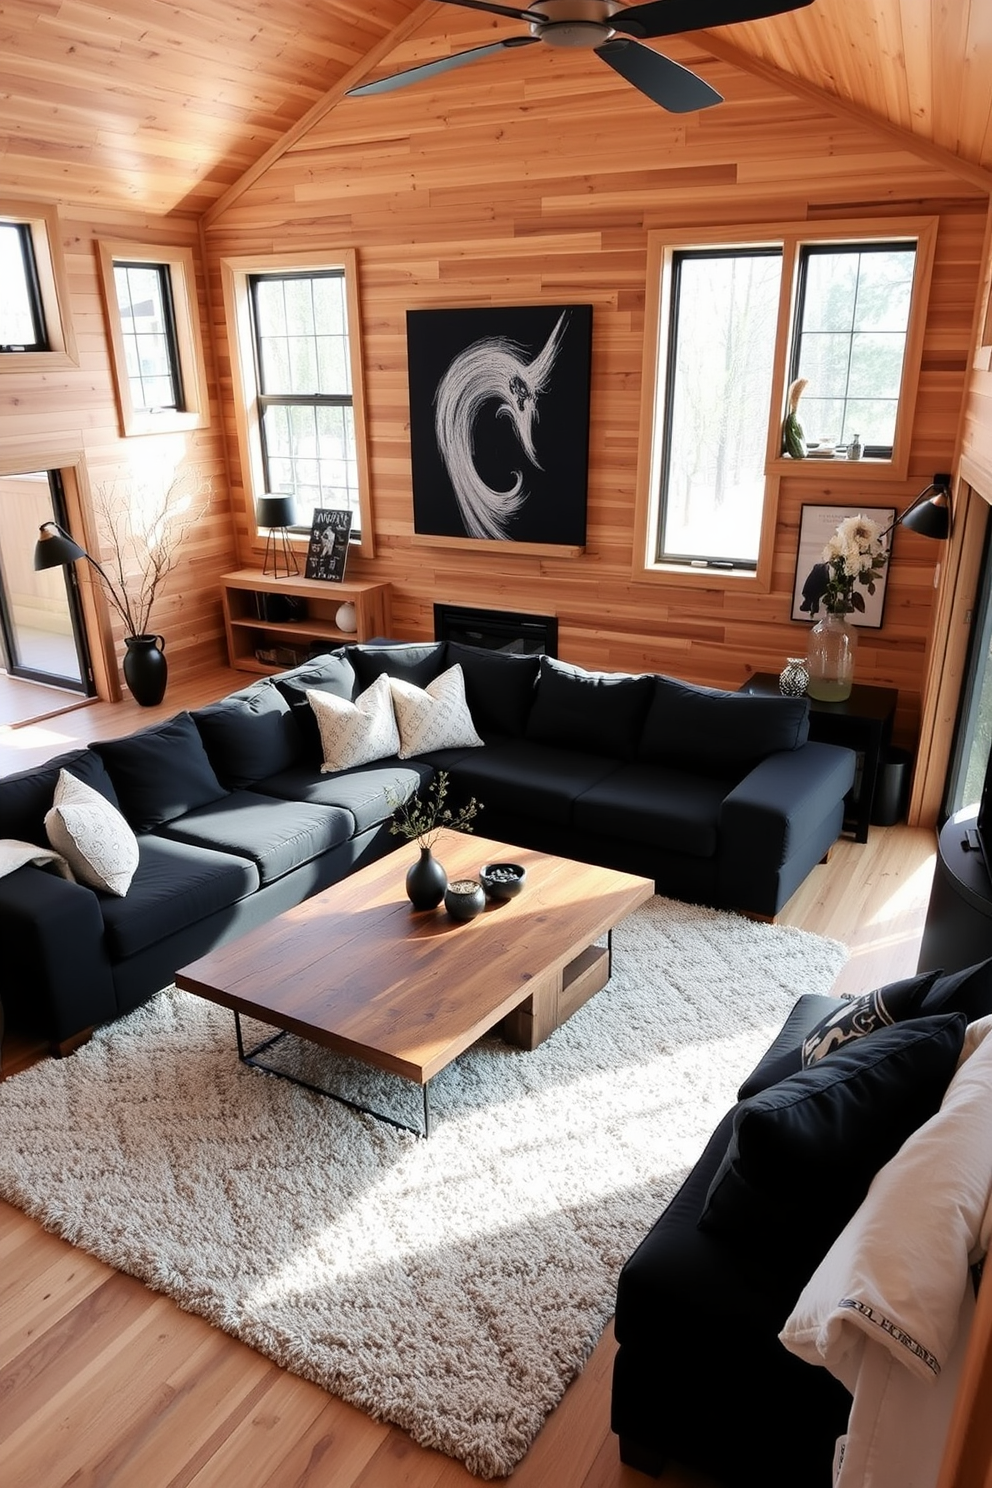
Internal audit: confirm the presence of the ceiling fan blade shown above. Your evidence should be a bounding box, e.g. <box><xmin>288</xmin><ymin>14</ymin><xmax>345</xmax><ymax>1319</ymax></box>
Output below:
<box><xmin>614</xmin><ymin>0</ymin><xmax>814</xmax><ymax>41</ymax></box>
<box><xmin>348</xmin><ymin>36</ymin><xmax>539</xmax><ymax>96</ymax></box>
<box><xmin>596</xmin><ymin>38</ymin><xmax>723</xmax><ymax>112</ymax></box>
<box><xmin>432</xmin><ymin>0</ymin><xmax>549</xmax><ymax>21</ymax></box>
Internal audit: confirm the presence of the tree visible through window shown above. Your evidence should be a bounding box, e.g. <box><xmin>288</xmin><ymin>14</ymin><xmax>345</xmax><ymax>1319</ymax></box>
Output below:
<box><xmin>659</xmin><ymin>249</ymin><xmax>782</xmax><ymax>567</ymax></box>
<box><xmin>249</xmin><ymin>271</ymin><xmax>360</xmax><ymax>535</ymax></box>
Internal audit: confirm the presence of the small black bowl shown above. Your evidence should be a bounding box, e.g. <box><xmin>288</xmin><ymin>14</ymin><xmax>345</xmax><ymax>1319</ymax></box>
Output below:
<box><xmin>480</xmin><ymin>862</ymin><xmax>527</xmax><ymax>901</ymax></box>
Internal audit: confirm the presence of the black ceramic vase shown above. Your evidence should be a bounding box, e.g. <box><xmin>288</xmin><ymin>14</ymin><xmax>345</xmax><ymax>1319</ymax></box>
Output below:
<box><xmin>123</xmin><ymin>633</ymin><xmax>168</xmax><ymax>707</ymax></box>
<box><xmin>406</xmin><ymin>845</ymin><xmax>447</xmax><ymax>910</ymax></box>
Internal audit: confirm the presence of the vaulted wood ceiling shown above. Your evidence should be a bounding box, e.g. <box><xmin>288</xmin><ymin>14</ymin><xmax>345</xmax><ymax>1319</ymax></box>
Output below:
<box><xmin>2</xmin><ymin>0</ymin><xmax>990</xmax><ymax>217</ymax></box>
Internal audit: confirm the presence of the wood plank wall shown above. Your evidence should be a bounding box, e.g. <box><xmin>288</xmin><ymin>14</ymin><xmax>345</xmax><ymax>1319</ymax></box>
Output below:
<box><xmin>204</xmin><ymin>28</ymin><xmax>989</xmax><ymax>760</ymax></box>
<box><xmin>0</xmin><ymin>210</ymin><xmax>235</xmax><ymax>697</ymax></box>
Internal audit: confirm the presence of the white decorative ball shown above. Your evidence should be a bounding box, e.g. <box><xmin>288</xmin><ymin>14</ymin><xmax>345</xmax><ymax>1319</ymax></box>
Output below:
<box><xmin>335</xmin><ymin>600</ymin><xmax>357</xmax><ymax>633</ymax></box>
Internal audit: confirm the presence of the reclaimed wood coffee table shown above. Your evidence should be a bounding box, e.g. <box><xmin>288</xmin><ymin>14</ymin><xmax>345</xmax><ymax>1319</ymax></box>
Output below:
<box><xmin>175</xmin><ymin>829</ymin><xmax>654</xmax><ymax>1136</ymax></box>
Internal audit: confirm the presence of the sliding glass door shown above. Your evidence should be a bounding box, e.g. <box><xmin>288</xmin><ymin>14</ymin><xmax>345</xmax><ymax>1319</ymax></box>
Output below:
<box><xmin>0</xmin><ymin>469</ymin><xmax>93</xmax><ymax>692</ymax></box>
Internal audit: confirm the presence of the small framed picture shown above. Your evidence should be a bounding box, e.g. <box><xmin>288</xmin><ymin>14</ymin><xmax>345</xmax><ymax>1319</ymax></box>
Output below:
<box><xmin>791</xmin><ymin>504</ymin><xmax>896</xmax><ymax>629</ymax></box>
<box><xmin>305</xmin><ymin>509</ymin><xmax>352</xmax><ymax>582</ymax></box>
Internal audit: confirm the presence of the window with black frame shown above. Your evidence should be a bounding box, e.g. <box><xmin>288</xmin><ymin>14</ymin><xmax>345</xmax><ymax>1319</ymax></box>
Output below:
<box><xmin>656</xmin><ymin>246</ymin><xmax>782</xmax><ymax>569</ymax></box>
<box><xmin>0</xmin><ymin>221</ymin><xmax>48</xmax><ymax>353</ymax></box>
<box><xmin>788</xmin><ymin>242</ymin><xmax>917</xmax><ymax>460</ymax></box>
<box><xmin>111</xmin><ymin>260</ymin><xmax>184</xmax><ymax>414</ymax></box>
<box><xmin>248</xmin><ymin>270</ymin><xmax>361</xmax><ymax>539</ymax></box>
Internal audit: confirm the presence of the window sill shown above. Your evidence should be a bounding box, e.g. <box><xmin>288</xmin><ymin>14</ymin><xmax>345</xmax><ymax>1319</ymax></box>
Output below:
<box><xmin>769</xmin><ymin>455</ymin><xmax>904</xmax><ymax>479</ymax></box>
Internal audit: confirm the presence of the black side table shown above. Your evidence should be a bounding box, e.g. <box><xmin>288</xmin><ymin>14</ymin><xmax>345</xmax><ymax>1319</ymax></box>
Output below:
<box><xmin>740</xmin><ymin>673</ymin><xmax>898</xmax><ymax>843</ymax></box>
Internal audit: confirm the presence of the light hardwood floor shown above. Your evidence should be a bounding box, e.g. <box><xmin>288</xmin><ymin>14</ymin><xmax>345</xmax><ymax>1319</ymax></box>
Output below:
<box><xmin>0</xmin><ymin>669</ymin><xmax>941</xmax><ymax>1488</ymax></box>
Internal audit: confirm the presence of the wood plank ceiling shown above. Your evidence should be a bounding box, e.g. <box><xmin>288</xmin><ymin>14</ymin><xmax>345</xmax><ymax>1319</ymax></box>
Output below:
<box><xmin>0</xmin><ymin>0</ymin><xmax>989</xmax><ymax>218</ymax></box>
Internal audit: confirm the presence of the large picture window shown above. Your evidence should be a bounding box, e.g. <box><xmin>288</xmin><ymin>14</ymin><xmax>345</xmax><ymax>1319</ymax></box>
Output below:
<box><xmin>249</xmin><ymin>271</ymin><xmax>360</xmax><ymax>523</ymax></box>
<box><xmin>221</xmin><ymin>250</ymin><xmax>374</xmax><ymax>558</ymax></box>
<box><xmin>635</xmin><ymin>218</ymin><xmax>937</xmax><ymax>589</ymax></box>
<box><xmin>659</xmin><ymin>249</ymin><xmax>781</xmax><ymax>568</ymax></box>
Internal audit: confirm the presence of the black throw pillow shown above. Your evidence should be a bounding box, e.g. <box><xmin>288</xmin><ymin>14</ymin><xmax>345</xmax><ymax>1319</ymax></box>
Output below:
<box><xmin>526</xmin><ymin>655</ymin><xmax>654</xmax><ymax>759</ymax></box>
<box><xmin>93</xmin><ymin>711</ymin><xmax>229</xmax><ymax>832</ymax></box>
<box><xmin>922</xmin><ymin>957</ymin><xmax>992</xmax><ymax>1023</ymax></box>
<box><xmin>698</xmin><ymin>1014</ymin><xmax>966</xmax><ymax>1278</ymax></box>
<box><xmin>800</xmin><ymin>968</ymin><xmax>943</xmax><ymax>1066</ymax></box>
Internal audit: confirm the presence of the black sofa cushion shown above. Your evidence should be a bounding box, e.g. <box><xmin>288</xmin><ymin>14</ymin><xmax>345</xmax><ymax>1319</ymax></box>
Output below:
<box><xmin>157</xmin><ymin>790</ymin><xmax>354</xmax><ymax>886</ymax></box>
<box><xmin>613</xmin><ymin>1108</ymin><xmax>852</xmax><ymax>1488</ymax></box>
<box><xmin>273</xmin><ymin>651</ymin><xmax>359</xmax><ymax>757</ymax></box>
<box><xmin>444</xmin><ymin>737</ymin><xmax>619</xmax><ymax>827</ymax></box>
<box><xmin>639</xmin><ymin>676</ymin><xmax>810</xmax><ymax>777</ymax></box>
<box><xmin>698</xmin><ymin>1013</ymin><xmax>966</xmax><ymax>1276</ymax></box>
<box><xmin>255</xmin><ymin>758</ymin><xmax>432</xmax><ymax>834</ymax></box>
<box><xmin>445</xmin><ymin>641</ymin><xmax>540</xmax><ymax>738</ymax></box>
<box><xmin>800</xmin><ymin>967</ymin><xmax>943</xmax><ymax>1066</ymax></box>
<box><xmin>0</xmin><ymin>747</ymin><xmax>119</xmax><ymax>846</ymax></box>
<box><xmin>923</xmin><ymin>956</ymin><xmax>992</xmax><ymax>1022</ymax></box>
<box><xmin>192</xmin><ymin>680</ymin><xmax>304</xmax><ymax>788</ymax></box>
<box><xmin>526</xmin><ymin>656</ymin><xmax>654</xmax><ymax>760</ymax></box>
<box><xmin>350</xmin><ymin>641</ymin><xmax>447</xmax><ymax>691</ymax></box>
<box><xmin>99</xmin><ymin>834</ymin><xmax>259</xmax><ymax>960</ymax></box>
<box><xmin>573</xmin><ymin>764</ymin><xmax>733</xmax><ymax>858</ymax></box>
<box><xmin>93</xmin><ymin>712</ymin><xmax>229</xmax><ymax>832</ymax></box>
<box><xmin>738</xmin><ymin>961</ymin><xmax>985</xmax><ymax>1098</ymax></box>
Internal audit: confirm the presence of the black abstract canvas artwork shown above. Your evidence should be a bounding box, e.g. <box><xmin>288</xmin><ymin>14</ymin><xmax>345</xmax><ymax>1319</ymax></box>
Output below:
<box><xmin>406</xmin><ymin>304</ymin><xmax>592</xmax><ymax>546</ymax></box>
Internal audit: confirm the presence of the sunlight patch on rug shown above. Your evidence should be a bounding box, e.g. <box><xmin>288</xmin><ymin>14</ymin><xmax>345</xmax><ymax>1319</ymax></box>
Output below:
<box><xmin>0</xmin><ymin>896</ymin><xmax>846</xmax><ymax>1477</ymax></box>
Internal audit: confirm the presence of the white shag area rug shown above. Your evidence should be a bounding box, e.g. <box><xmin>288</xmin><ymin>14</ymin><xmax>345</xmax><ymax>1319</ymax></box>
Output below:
<box><xmin>0</xmin><ymin>897</ymin><xmax>846</xmax><ymax>1478</ymax></box>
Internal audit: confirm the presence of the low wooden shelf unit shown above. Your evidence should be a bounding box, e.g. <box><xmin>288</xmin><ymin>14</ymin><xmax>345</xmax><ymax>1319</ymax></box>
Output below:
<box><xmin>220</xmin><ymin>569</ymin><xmax>392</xmax><ymax>673</ymax></box>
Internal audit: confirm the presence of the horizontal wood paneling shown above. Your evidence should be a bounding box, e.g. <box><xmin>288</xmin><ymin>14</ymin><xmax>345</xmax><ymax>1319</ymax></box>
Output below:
<box><xmin>205</xmin><ymin>40</ymin><xmax>988</xmax><ymax>768</ymax></box>
<box><xmin>0</xmin><ymin>210</ymin><xmax>235</xmax><ymax>698</ymax></box>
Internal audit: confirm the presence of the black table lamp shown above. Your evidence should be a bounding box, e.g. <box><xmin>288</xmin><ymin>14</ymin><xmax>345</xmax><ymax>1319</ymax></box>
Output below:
<box><xmin>257</xmin><ymin>494</ymin><xmax>299</xmax><ymax>578</ymax></box>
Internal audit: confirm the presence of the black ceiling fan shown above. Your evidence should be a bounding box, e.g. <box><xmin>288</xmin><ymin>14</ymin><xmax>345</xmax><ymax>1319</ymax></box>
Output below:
<box><xmin>347</xmin><ymin>0</ymin><xmax>814</xmax><ymax>113</ymax></box>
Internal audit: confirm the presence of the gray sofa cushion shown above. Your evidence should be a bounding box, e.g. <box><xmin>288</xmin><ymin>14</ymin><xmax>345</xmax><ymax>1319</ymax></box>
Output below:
<box><xmin>446</xmin><ymin>642</ymin><xmax>540</xmax><ymax>738</ymax></box>
<box><xmin>639</xmin><ymin>677</ymin><xmax>810</xmax><ymax>777</ymax></box>
<box><xmin>157</xmin><ymin>789</ymin><xmax>354</xmax><ymax>885</ymax></box>
<box><xmin>573</xmin><ymin>764</ymin><xmax>733</xmax><ymax>858</ymax></box>
<box><xmin>0</xmin><ymin>747</ymin><xmax>119</xmax><ymax>846</ymax></box>
<box><xmin>192</xmin><ymin>680</ymin><xmax>304</xmax><ymax>788</ymax></box>
<box><xmin>99</xmin><ymin>834</ymin><xmax>259</xmax><ymax>960</ymax></box>
<box><xmin>255</xmin><ymin>759</ymin><xmax>432</xmax><ymax>834</ymax></box>
<box><xmin>93</xmin><ymin>712</ymin><xmax>229</xmax><ymax>832</ymax></box>
<box><xmin>526</xmin><ymin>656</ymin><xmax>654</xmax><ymax>760</ymax></box>
<box><xmin>445</xmin><ymin>738</ymin><xmax>618</xmax><ymax>827</ymax></box>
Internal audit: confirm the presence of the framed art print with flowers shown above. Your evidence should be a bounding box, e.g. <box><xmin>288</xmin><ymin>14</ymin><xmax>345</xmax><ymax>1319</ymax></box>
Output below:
<box><xmin>790</xmin><ymin>504</ymin><xmax>896</xmax><ymax>629</ymax></box>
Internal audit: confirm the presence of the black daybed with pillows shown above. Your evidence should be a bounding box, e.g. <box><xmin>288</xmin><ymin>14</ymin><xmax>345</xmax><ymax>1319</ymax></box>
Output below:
<box><xmin>611</xmin><ymin>957</ymin><xmax>992</xmax><ymax>1488</ymax></box>
<box><xmin>0</xmin><ymin>640</ymin><xmax>855</xmax><ymax>1052</ymax></box>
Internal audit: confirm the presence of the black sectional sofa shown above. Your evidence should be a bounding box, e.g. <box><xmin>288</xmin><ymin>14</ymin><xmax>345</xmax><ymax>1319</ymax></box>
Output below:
<box><xmin>611</xmin><ymin>956</ymin><xmax>992</xmax><ymax>1487</ymax></box>
<box><xmin>0</xmin><ymin>639</ymin><xmax>855</xmax><ymax>1052</ymax></box>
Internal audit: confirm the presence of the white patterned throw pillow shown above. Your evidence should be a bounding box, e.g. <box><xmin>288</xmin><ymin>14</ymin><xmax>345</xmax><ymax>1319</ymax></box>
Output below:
<box><xmin>44</xmin><ymin>769</ymin><xmax>139</xmax><ymax>897</ymax></box>
<box><xmin>307</xmin><ymin>672</ymin><xmax>401</xmax><ymax>773</ymax></box>
<box><xmin>389</xmin><ymin>664</ymin><xmax>484</xmax><ymax>759</ymax></box>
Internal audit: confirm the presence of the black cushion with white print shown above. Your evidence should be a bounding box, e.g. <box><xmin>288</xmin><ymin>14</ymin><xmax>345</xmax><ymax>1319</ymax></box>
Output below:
<box><xmin>800</xmin><ymin>968</ymin><xmax>943</xmax><ymax>1067</ymax></box>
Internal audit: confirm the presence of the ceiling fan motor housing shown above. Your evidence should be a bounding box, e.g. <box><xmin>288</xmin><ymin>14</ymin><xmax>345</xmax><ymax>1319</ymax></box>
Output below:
<box><xmin>529</xmin><ymin>0</ymin><xmax>622</xmax><ymax>47</ymax></box>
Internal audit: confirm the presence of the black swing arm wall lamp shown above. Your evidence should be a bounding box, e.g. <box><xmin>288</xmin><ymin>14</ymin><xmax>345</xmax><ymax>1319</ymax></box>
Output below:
<box><xmin>879</xmin><ymin>472</ymin><xmax>953</xmax><ymax>544</ymax></box>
